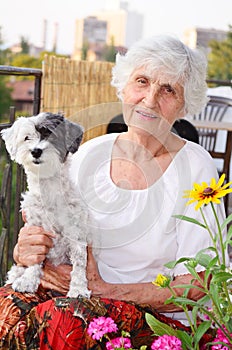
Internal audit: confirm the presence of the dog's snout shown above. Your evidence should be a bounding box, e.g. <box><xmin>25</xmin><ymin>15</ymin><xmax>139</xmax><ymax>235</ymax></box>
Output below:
<box><xmin>31</xmin><ymin>148</ymin><xmax>42</xmax><ymax>159</ymax></box>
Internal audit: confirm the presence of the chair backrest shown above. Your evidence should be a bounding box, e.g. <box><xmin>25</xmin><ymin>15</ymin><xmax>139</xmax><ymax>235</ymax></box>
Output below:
<box><xmin>107</xmin><ymin>114</ymin><xmax>128</xmax><ymax>134</ymax></box>
<box><xmin>172</xmin><ymin>119</ymin><xmax>199</xmax><ymax>143</ymax></box>
<box><xmin>192</xmin><ymin>95</ymin><xmax>232</xmax><ymax>215</ymax></box>
<box><xmin>193</xmin><ymin>95</ymin><xmax>232</xmax><ymax>151</ymax></box>
<box><xmin>107</xmin><ymin>115</ymin><xmax>200</xmax><ymax>145</ymax></box>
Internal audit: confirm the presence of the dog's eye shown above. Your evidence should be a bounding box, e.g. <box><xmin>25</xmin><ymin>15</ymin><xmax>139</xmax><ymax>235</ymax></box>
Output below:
<box><xmin>24</xmin><ymin>136</ymin><xmax>30</xmax><ymax>141</ymax></box>
<box><xmin>36</xmin><ymin>126</ymin><xmax>52</xmax><ymax>139</ymax></box>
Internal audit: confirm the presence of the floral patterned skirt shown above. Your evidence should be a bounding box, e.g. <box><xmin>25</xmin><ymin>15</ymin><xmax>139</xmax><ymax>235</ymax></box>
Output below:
<box><xmin>0</xmin><ymin>284</ymin><xmax>212</xmax><ymax>349</ymax></box>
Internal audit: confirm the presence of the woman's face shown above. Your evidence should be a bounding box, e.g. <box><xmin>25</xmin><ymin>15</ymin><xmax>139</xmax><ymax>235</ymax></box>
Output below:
<box><xmin>122</xmin><ymin>66</ymin><xmax>185</xmax><ymax>136</ymax></box>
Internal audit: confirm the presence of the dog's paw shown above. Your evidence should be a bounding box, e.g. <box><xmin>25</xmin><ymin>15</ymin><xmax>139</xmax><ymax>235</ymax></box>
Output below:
<box><xmin>11</xmin><ymin>264</ymin><xmax>42</xmax><ymax>293</ymax></box>
<box><xmin>6</xmin><ymin>265</ymin><xmax>26</xmax><ymax>284</ymax></box>
<box><xmin>67</xmin><ymin>288</ymin><xmax>91</xmax><ymax>299</ymax></box>
<box><xmin>12</xmin><ymin>277</ymin><xmax>39</xmax><ymax>293</ymax></box>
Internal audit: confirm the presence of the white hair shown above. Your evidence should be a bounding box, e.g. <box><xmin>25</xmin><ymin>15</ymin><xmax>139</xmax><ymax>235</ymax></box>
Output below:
<box><xmin>111</xmin><ymin>35</ymin><xmax>208</xmax><ymax>115</ymax></box>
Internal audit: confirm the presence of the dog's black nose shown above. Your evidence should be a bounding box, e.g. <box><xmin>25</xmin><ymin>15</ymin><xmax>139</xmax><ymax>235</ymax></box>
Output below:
<box><xmin>31</xmin><ymin>148</ymin><xmax>42</xmax><ymax>159</ymax></box>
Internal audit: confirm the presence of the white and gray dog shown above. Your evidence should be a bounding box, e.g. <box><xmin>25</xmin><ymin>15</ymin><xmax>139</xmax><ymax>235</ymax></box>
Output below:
<box><xmin>1</xmin><ymin>112</ymin><xmax>91</xmax><ymax>298</ymax></box>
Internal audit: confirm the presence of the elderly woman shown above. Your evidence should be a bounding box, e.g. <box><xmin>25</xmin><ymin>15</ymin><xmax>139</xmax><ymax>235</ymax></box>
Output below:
<box><xmin>0</xmin><ymin>35</ymin><xmax>226</xmax><ymax>349</ymax></box>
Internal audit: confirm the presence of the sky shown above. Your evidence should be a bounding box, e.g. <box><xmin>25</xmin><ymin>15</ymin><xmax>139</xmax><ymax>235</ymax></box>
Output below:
<box><xmin>1</xmin><ymin>0</ymin><xmax>232</xmax><ymax>55</ymax></box>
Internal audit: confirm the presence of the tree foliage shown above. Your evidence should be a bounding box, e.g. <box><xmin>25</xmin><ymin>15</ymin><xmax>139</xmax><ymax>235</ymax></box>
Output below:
<box><xmin>208</xmin><ymin>25</ymin><xmax>232</xmax><ymax>80</ymax></box>
<box><xmin>0</xmin><ymin>30</ymin><xmax>69</xmax><ymax>116</ymax></box>
<box><xmin>81</xmin><ymin>41</ymin><xmax>89</xmax><ymax>60</ymax></box>
<box><xmin>20</xmin><ymin>36</ymin><xmax>30</xmax><ymax>54</ymax></box>
<box><xmin>0</xmin><ymin>76</ymin><xmax>12</xmax><ymax>121</ymax></box>
<box><xmin>11</xmin><ymin>53</ymin><xmax>42</xmax><ymax>69</ymax></box>
<box><xmin>102</xmin><ymin>36</ymin><xmax>117</xmax><ymax>62</ymax></box>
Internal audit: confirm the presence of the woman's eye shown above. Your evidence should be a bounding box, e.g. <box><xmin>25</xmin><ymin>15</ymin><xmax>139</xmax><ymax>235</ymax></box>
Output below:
<box><xmin>136</xmin><ymin>77</ymin><xmax>148</xmax><ymax>85</ymax></box>
<box><xmin>162</xmin><ymin>85</ymin><xmax>175</xmax><ymax>95</ymax></box>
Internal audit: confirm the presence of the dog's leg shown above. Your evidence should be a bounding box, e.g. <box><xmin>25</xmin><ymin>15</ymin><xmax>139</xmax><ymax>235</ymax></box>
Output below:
<box><xmin>10</xmin><ymin>264</ymin><xmax>43</xmax><ymax>293</ymax></box>
<box><xmin>6</xmin><ymin>265</ymin><xmax>26</xmax><ymax>285</ymax></box>
<box><xmin>67</xmin><ymin>245</ymin><xmax>91</xmax><ymax>298</ymax></box>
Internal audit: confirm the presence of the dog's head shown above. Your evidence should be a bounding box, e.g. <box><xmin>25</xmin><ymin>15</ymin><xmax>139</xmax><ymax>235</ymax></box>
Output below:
<box><xmin>1</xmin><ymin>112</ymin><xmax>84</xmax><ymax>177</ymax></box>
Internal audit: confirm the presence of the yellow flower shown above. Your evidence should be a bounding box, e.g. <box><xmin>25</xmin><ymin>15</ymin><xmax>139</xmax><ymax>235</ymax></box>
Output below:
<box><xmin>152</xmin><ymin>274</ymin><xmax>170</xmax><ymax>288</ymax></box>
<box><xmin>183</xmin><ymin>174</ymin><xmax>232</xmax><ymax>210</ymax></box>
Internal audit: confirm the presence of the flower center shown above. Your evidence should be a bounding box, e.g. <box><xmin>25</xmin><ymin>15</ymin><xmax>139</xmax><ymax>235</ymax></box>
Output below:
<box><xmin>203</xmin><ymin>187</ymin><xmax>214</xmax><ymax>196</ymax></box>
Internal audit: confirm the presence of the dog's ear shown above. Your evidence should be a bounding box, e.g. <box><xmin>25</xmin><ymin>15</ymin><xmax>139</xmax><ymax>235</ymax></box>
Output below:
<box><xmin>65</xmin><ymin>119</ymin><xmax>84</xmax><ymax>154</ymax></box>
<box><xmin>0</xmin><ymin>126</ymin><xmax>17</xmax><ymax>160</ymax></box>
<box><xmin>36</xmin><ymin>113</ymin><xmax>65</xmax><ymax>138</ymax></box>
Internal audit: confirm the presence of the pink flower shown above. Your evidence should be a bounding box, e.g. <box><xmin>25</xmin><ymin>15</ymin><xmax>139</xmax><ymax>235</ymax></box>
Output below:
<box><xmin>203</xmin><ymin>307</ymin><xmax>213</xmax><ymax>320</ymax></box>
<box><xmin>87</xmin><ymin>316</ymin><xmax>118</xmax><ymax>340</ymax></box>
<box><xmin>212</xmin><ymin>327</ymin><xmax>232</xmax><ymax>350</ymax></box>
<box><xmin>151</xmin><ymin>335</ymin><xmax>182</xmax><ymax>350</ymax></box>
<box><xmin>106</xmin><ymin>336</ymin><xmax>132</xmax><ymax>349</ymax></box>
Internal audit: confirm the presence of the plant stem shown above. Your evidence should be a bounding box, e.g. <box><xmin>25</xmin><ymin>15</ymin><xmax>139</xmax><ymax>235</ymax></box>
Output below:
<box><xmin>168</xmin><ymin>286</ymin><xmax>198</xmax><ymax>346</ymax></box>
<box><xmin>210</xmin><ymin>203</ymin><xmax>226</xmax><ymax>266</ymax></box>
<box><xmin>200</xmin><ymin>207</ymin><xmax>220</xmax><ymax>264</ymax></box>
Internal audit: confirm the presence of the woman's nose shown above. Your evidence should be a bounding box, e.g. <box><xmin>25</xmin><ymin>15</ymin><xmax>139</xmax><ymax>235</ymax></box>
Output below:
<box><xmin>142</xmin><ymin>85</ymin><xmax>158</xmax><ymax>108</ymax></box>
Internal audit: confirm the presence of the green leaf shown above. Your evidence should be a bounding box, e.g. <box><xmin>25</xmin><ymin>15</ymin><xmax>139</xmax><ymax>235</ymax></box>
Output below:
<box><xmin>221</xmin><ymin>213</ymin><xmax>232</xmax><ymax>230</ymax></box>
<box><xmin>165</xmin><ymin>257</ymin><xmax>191</xmax><ymax>269</ymax></box>
<box><xmin>173</xmin><ymin>214</ymin><xmax>206</xmax><ymax>228</ymax></box>
<box><xmin>165</xmin><ymin>296</ymin><xmax>199</xmax><ymax>307</ymax></box>
<box><xmin>211</xmin><ymin>271</ymin><xmax>232</xmax><ymax>283</ymax></box>
<box><xmin>195</xmin><ymin>251</ymin><xmax>213</xmax><ymax>267</ymax></box>
<box><xmin>197</xmin><ymin>294</ymin><xmax>211</xmax><ymax>306</ymax></box>
<box><xmin>193</xmin><ymin>321</ymin><xmax>212</xmax><ymax>344</ymax></box>
<box><xmin>225</xmin><ymin>225</ymin><xmax>232</xmax><ymax>244</ymax></box>
<box><xmin>207</xmin><ymin>256</ymin><xmax>219</xmax><ymax>269</ymax></box>
<box><xmin>170</xmin><ymin>284</ymin><xmax>205</xmax><ymax>295</ymax></box>
<box><xmin>176</xmin><ymin>330</ymin><xmax>193</xmax><ymax>349</ymax></box>
<box><xmin>192</xmin><ymin>306</ymin><xmax>199</xmax><ymax>328</ymax></box>
<box><xmin>145</xmin><ymin>313</ymin><xmax>177</xmax><ymax>336</ymax></box>
<box><xmin>209</xmin><ymin>283</ymin><xmax>221</xmax><ymax>310</ymax></box>
<box><xmin>185</xmin><ymin>265</ymin><xmax>200</xmax><ymax>279</ymax></box>
<box><xmin>226</xmin><ymin>317</ymin><xmax>232</xmax><ymax>333</ymax></box>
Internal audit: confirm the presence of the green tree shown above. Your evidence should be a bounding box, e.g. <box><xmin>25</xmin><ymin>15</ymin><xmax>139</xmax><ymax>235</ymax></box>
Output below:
<box><xmin>0</xmin><ymin>77</ymin><xmax>12</xmax><ymax>121</ymax></box>
<box><xmin>20</xmin><ymin>36</ymin><xmax>30</xmax><ymax>54</ymax></box>
<box><xmin>81</xmin><ymin>41</ymin><xmax>89</xmax><ymax>60</ymax></box>
<box><xmin>102</xmin><ymin>36</ymin><xmax>117</xmax><ymax>62</ymax></box>
<box><xmin>11</xmin><ymin>53</ymin><xmax>42</xmax><ymax>69</ymax></box>
<box><xmin>0</xmin><ymin>48</ymin><xmax>14</xmax><ymax>66</ymax></box>
<box><xmin>208</xmin><ymin>25</ymin><xmax>232</xmax><ymax>80</ymax></box>
<box><xmin>11</xmin><ymin>51</ymin><xmax>68</xmax><ymax>68</ymax></box>
<box><xmin>0</xmin><ymin>26</ymin><xmax>13</xmax><ymax>119</ymax></box>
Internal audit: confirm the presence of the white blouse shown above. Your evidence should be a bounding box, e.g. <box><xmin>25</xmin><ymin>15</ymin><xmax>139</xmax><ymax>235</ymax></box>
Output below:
<box><xmin>70</xmin><ymin>133</ymin><xmax>226</xmax><ymax>284</ymax></box>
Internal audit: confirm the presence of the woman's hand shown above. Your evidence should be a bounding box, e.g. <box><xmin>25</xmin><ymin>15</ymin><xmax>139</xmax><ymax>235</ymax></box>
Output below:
<box><xmin>40</xmin><ymin>260</ymin><xmax>72</xmax><ymax>294</ymax></box>
<box><xmin>40</xmin><ymin>247</ymin><xmax>104</xmax><ymax>295</ymax></box>
<box><xmin>86</xmin><ymin>246</ymin><xmax>108</xmax><ymax>296</ymax></box>
<box><xmin>14</xmin><ymin>224</ymin><xmax>71</xmax><ymax>294</ymax></box>
<box><xmin>41</xmin><ymin>247</ymin><xmax>106</xmax><ymax>296</ymax></box>
<box><xmin>13</xmin><ymin>225</ymin><xmax>55</xmax><ymax>266</ymax></box>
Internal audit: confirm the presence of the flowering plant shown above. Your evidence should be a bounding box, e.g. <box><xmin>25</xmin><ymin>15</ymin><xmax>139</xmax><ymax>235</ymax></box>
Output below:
<box><xmin>87</xmin><ymin>316</ymin><xmax>145</xmax><ymax>349</ymax></box>
<box><xmin>87</xmin><ymin>174</ymin><xmax>232</xmax><ymax>349</ymax></box>
<box><xmin>147</xmin><ymin>174</ymin><xmax>232</xmax><ymax>349</ymax></box>
<box><xmin>87</xmin><ymin>315</ymin><xmax>181</xmax><ymax>349</ymax></box>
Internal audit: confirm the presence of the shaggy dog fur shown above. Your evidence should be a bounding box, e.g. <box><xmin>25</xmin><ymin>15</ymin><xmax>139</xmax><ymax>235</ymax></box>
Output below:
<box><xmin>1</xmin><ymin>112</ymin><xmax>90</xmax><ymax>298</ymax></box>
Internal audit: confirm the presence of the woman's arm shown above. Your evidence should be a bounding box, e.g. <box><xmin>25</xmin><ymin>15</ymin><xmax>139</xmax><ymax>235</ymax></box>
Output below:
<box><xmin>87</xmin><ymin>247</ymin><xmax>205</xmax><ymax>313</ymax></box>
<box><xmin>14</xmin><ymin>227</ymin><xmax>205</xmax><ymax>310</ymax></box>
<box><xmin>40</xmin><ymin>260</ymin><xmax>72</xmax><ymax>294</ymax></box>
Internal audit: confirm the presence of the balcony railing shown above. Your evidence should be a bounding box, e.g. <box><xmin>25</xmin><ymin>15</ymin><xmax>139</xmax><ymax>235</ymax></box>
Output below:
<box><xmin>0</xmin><ymin>65</ymin><xmax>42</xmax><ymax>285</ymax></box>
<box><xmin>0</xmin><ymin>64</ymin><xmax>231</xmax><ymax>285</ymax></box>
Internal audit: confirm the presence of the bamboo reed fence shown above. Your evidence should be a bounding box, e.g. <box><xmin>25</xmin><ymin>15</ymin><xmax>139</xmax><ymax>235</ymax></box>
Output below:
<box><xmin>41</xmin><ymin>55</ymin><xmax>122</xmax><ymax>142</ymax></box>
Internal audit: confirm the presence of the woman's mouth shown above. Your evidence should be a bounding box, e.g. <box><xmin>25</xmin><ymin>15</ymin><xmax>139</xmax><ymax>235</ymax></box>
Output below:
<box><xmin>135</xmin><ymin>109</ymin><xmax>158</xmax><ymax>120</ymax></box>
